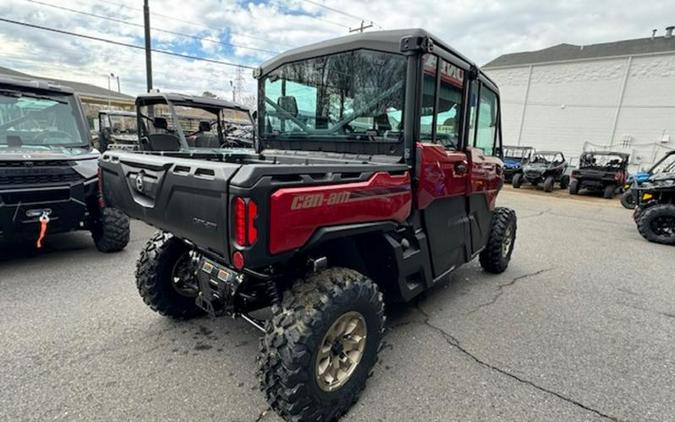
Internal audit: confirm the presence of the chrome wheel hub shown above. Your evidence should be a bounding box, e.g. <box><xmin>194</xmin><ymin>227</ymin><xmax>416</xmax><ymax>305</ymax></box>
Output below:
<box><xmin>315</xmin><ymin>311</ymin><xmax>367</xmax><ymax>392</ymax></box>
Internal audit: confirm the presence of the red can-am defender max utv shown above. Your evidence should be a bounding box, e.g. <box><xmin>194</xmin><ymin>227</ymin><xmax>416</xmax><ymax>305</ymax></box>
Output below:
<box><xmin>99</xmin><ymin>29</ymin><xmax>516</xmax><ymax>422</ymax></box>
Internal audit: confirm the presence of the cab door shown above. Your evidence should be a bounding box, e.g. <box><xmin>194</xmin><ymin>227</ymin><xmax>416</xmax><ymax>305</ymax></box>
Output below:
<box><xmin>416</xmin><ymin>55</ymin><xmax>471</xmax><ymax>279</ymax></box>
<box><xmin>466</xmin><ymin>80</ymin><xmax>504</xmax><ymax>254</ymax></box>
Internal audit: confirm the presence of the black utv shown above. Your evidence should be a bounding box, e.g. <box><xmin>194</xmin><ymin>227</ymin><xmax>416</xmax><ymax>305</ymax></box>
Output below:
<box><xmin>135</xmin><ymin>93</ymin><xmax>253</xmax><ymax>152</ymax></box>
<box><xmin>0</xmin><ymin>77</ymin><xmax>129</xmax><ymax>251</ymax></box>
<box><xmin>633</xmin><ymin>170</ymin><xmax>675</xmax><ymax>245</ymax></box>
<box><xmin>569</xmin><ymin>151</ymin><xmax>629</xmax><ymax>199</ymax></box>
<box><xmin>621</xmin><ymin>150</ymin><xmax>674</xmax><ymax>209</ymax></box>
<box><xmin>502</xmin><ymin>145</ymin><xmax>535</xmax><ymax>183</ymax></box>
<box><xmin>512</xmin><ymin>151</ymin><xmax>569</xmax><ymax>192</ymax></box>
<box><xmin>97</xmin><ymin>110</ymin><xmax>138</xmax><ymax>152</ymax></box>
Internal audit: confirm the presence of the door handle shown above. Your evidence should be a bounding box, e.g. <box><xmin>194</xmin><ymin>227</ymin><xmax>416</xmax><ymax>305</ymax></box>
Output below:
<box><xmin>454</xmin><ymin>161</ymin><xmax>469</xmax><ymax>176</ymax></box>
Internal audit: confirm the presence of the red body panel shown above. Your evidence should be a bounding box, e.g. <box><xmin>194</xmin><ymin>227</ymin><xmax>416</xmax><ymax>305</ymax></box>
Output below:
<box><xmin>416</xmin><ymin>143</ymin><xmax>469</xmax><ymax>209</ymax></box>
<box><xmin>466</xmin><ymin>147</ymin><xmax>503</xmax><ymax>210</ymax></box>
<box><xmin>269</xmin><ymin>172</ymin><xmax>412</xmax><ymax>255</ymax></box>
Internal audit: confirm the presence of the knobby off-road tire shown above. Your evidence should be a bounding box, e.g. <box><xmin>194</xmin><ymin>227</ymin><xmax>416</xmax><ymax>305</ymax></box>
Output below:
<box><xmin>92</xmin><ymin>207</ymin><xmax>130</xmax><ymax>252</ymax></box>
<box><xmin>480</xmin><ymin>207</ymin><xmax>517</xmax><ymax>274</ymax></box>
<box><xmin>560</xmin><ymin>175</ymin><xmax>570</xmax><ymax>190</ymax></box>
<box><xmin>135</xmin><ymin>232</ymin><xmax>204</xmax><ymax>319</ymax></box>
<box><xmin>621</xmin><ymin>190</ymin><xmax>636</xmax><ymax>209</ymax></box>
<box><xmin>604</xmin><ymin>184</ymin><xmax>616</xmax><ymax>199</ymax></box>
<box><xmin>543</xmin><ymin>176</ymin><xmax>555</xmax><ymax>192</ymax></box>
<box><xmin>258</xmin><ymin>267</ymin><xmax>385</xmax><ymax>422</ymax></box>
<box><xmin>512</xmin><ymin>173</ymin><xmax>523</xmax><ymax>189</ymax></box>
<box><xmin>637</xmin><ymin>204</ymin><xmax>675</xmax><ymax>245</ymax></box>
<box><xmin>569</xmin><ymin>179</ymin><xmax>580</xmax><ymax>195</ymax></box>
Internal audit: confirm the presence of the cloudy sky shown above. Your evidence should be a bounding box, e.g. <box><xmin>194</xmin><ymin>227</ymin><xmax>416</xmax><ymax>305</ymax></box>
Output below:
<box><xmin>1</xmin><ymin>0</ymin><xmax>673</xmax><ymax>101</ymax></box>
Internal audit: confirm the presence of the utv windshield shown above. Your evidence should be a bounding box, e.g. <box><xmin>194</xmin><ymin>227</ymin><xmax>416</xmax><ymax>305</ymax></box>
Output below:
<box><xmin>504</xmin><ymin>146</ymin><xmax>533</xmax><ymax>159</ymax></box>
<box><xmin>261</xmin><ymin>49</ymin><xmax>406</xmax><ymax>144</ymax></box>
<box><xmin>102</xmin><ymin>113</ymin><xmax>137</xmax><ymax>135</ymax></box>
<box><xmin>651</xmin><ymin>153</ymin><xmax>675</xmax><ymax>174</ymax></box>
<box><xmin>531</xmin><ymin>153</ymin><xmax>557</xmax><ymax>164</ymax></box>
<box><xmin>0</xmin><ymin>91</ymin><xmax>87</xmax><ymax>148</ymax></box>
<box><xmin>139</xmin><ymin>102</ymin><xmax>250</xmax><ymax>149</ymax></box>
<box><xmin>580</xmin><ymin>153</ymin><xmax>627</xmax><ymax>169</ymax></box>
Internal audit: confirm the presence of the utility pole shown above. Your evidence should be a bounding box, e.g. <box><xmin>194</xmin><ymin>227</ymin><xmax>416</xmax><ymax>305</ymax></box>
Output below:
<box><xmin>234</xmin><ymin>66</ymin><xmax>244</xmax><ymax>103</ymax></box>
<box><xmin>143</xmin><ymin>0</ymin><xmax>153</xmax><ymax>92</ymax></box>
<box><xmin>349</xmin><ymin>20</ymin><xmax>373</xmax><ymax>33</ymax></box>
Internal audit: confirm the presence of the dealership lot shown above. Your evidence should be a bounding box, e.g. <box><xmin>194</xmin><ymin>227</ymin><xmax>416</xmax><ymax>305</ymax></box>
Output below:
<box><xmin>1</xmin><ymin>189</ymin><xmax>673</xmax><ymax>422</ymax></box>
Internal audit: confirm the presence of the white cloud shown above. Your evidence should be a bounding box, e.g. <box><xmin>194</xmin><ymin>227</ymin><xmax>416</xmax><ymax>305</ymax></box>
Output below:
<box><xmin>0</xmin><ymin>0</ymin><xmax>673</xmax><ymax>100</ymax></box>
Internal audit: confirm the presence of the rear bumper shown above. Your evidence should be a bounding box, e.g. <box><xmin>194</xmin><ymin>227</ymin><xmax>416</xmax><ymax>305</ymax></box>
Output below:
<box><xmin>575</xmin><ymin>178</ymin><xmax>614</xmax><ymax>190</ymax></box>
<box><xmin>0</xmin><ymin>180</ymin><xmax>96</xmax><ymax>241</ymax></box>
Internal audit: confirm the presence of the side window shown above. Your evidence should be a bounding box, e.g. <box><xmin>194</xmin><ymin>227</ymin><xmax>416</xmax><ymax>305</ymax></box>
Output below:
<box><xmin>435</xmin><ymin>60</ymin><xmax>464</xmax><ymax>150</ymax></box>
<box><xmin>467</xmin><ymin>80</ymin><xmax>479</xmax><ymax>147</ymax></box>
<box><xmin>419</xmin><ymin>54</ymin><xmax>437</xmax><ymax>141</ymax></box>
<box><xmin>475</xmin><ymin>86</ymin><xmax>498</xmax><ymax>155</ymax></box>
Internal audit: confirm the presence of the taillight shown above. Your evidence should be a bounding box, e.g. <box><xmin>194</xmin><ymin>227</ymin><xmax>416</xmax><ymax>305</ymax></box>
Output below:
<box><xmin>233</xmin><ymin>197</ymin><xmax>258</xmax><ymax>247</ymax></box>
<box><xmin>247</xmin><ymin>200</ymin><xmax>258</xmax><ymax>245</ymax></box>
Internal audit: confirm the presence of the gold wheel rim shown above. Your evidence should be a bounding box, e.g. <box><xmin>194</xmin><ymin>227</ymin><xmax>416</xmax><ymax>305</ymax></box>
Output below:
<box><xmin>315</xmin><ymin>311</ymin><xmax>367</xmax><ymax>392</ymax></box>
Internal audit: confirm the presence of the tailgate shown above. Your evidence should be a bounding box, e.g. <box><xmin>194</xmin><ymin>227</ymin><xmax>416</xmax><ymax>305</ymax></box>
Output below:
<box><xmin>99</xmin><ymin>152</ymin><xmax>241</xmax><ymax>257</ymax></box>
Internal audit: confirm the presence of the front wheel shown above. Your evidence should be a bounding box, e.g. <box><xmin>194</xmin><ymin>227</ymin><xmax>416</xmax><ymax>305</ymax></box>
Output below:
<box><xmin>560</xmin><ymin>175</ymin><xmax>570</xmax><ymax>190</ymax></box>
<box><xmin>135</xmin><ymin>232</ymin><xmax>204</xmax><ymax>318</ymax></box>
<box><xmin>604</xmin><ymin>184</ymin><xmax>616</xmax><ymax>199</ymax></box>
<box><xmin>512</xmin><ymin>173</ymin><xmax>523</xmax><ymax>189</ymax></box>
<box><xmin>637</xmin><ymin>204</ymin><xmax>675</xmax><ymax>245</ymax></box>
<box><xmin>543</xmin><ymin>176</ymin><xmax>555</xmax><ymax>192</ymax></box>
<box><xmin>258</xmin><ymin>267</ymin><xmax>385</xmax><ymax>422</ymax></box>
<box><xmin>620</xmin><ymin>190</ymin><xmax>636</xmax><ymax>209</ymax></box>
<box><xmin>569</xmin><ymin>179</ymin><xmax>580</xmax><ymax>195</ymax></box>
<box><xmin>92</xmin><ymin>207</ymin><xmax>130</xmax><ymax>252</ymax></box>
<box><xmin>480</xmin><ymin>207</ymin><xmax>517</xmax><ymax>274</ymax></box>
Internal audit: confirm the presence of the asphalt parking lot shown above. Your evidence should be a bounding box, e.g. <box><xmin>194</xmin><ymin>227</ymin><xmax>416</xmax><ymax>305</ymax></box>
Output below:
<box><xmin>1</xmin><ymin>189</ymin><xmax>673</xmax><ymax>422</ymax></box>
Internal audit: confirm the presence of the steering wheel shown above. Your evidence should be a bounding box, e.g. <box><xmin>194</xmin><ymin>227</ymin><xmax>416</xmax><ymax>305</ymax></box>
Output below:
<box><xmin>34</xmin><ymin>130</ymin><xmax>73</xmax><ymax>144</ymax></box>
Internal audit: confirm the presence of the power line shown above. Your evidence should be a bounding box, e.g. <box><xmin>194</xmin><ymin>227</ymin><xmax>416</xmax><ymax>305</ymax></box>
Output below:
<box><xmin>93</xmin><ymin>0</ymin><xmax>296</xmax><ymax>48</ymax></box>
<box><xmin>300</xmin><ymin>0</ymin><xmax>381</xmax><ymax>29</ymax></box>
<box><xmin>26</xmin><ymin>0</ymin><xmax>278</xmax><ymax>54</ymax></box>
<box><xmin>0</xmin><ymin>17</ymin><xmax>255</xmax><ymax>69</ymax></box>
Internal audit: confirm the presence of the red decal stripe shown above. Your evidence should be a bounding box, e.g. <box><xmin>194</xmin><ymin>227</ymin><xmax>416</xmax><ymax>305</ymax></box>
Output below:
<box><xmin>269</xmin><ymin>172</ymin><xmax>412</xmax><ymax>254</ymax></box>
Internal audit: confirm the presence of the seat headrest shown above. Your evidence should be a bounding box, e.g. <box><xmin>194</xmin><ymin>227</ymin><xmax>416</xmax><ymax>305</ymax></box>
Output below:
<box><xmin>277</xmin><ymin>96</ymin><xmax>298</xmax><ymax>117</ymax></box>
<box><xmin>198</xmin><ymin>121</ymin><xmax>211</xmax><ymax>132</ymax></box>
<box><xmin>153</xmin><ymin>117</ymin><xmax>168</xmax><ymax>130</ymax></box>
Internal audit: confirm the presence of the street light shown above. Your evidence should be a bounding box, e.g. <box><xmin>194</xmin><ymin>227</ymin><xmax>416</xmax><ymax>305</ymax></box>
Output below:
<box><xmin>106</xmin><ymin>73</ymin><xmax>121</xmax><ymax>107</ymax></box>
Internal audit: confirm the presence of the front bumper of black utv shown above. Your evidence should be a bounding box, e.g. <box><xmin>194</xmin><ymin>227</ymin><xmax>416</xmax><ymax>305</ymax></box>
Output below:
<box><xmin>0</xmin><ymin>179</ymin><xmax>97</xmax><ymax>241</ymax></box>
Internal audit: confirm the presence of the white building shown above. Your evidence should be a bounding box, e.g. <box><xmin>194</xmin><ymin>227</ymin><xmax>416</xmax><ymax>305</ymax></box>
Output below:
<box><xmin>484</xmin><ymin>27</ymin><xmax>675</xmax><ymax>170</ymax></box>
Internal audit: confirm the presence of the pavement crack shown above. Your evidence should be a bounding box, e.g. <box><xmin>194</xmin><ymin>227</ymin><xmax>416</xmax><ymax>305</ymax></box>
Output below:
<box><xmin>619</xmin><ymin>302</ymin><xmax>675</xmax><ymax>320</ymax></box>
<box><xmin>413</xmin><ymin>304</ymin><xmax>620</xmax><ymax>421</ymax></box>
<box><xmin>466</xmin><ymin>268</ymin><xmax>555</xmax><ymax>315</ymax></box>
<box><xmin>520</xmin><ymin>208</ymin><xmax>552</xmax><ymax>219</ymax></box>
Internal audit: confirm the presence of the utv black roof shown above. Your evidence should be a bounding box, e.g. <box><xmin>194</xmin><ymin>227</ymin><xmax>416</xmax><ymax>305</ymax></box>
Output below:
<box><xmin>582</xmin><ymin>151</ymin><xmax>630</xmax><ymax>159</ymax></box>
<box><xmin>535</xmin><ymin>151</ymin><xmax>564</xmax><ymax>155</ymax></box>
<box><xmin>136</xmin><ymin>92</ymin><xmax>249</xmax><ymax>113</ymax></box>
<box><xmin>0</xmin><ymin>75</ymin><xmax>76</xmax><ymax>95</ymax></box>
<box><xmin>256</xmin><ymin>28</ymin><xmax>496</xmax><ymax>87</ymax></box>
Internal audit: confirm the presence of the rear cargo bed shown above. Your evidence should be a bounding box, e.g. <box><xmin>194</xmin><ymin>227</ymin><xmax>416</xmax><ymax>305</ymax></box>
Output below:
<box><xmin>100</xmin><ymin>152</ymin><xmax>241</xmax><ymax>257</ymax></box>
